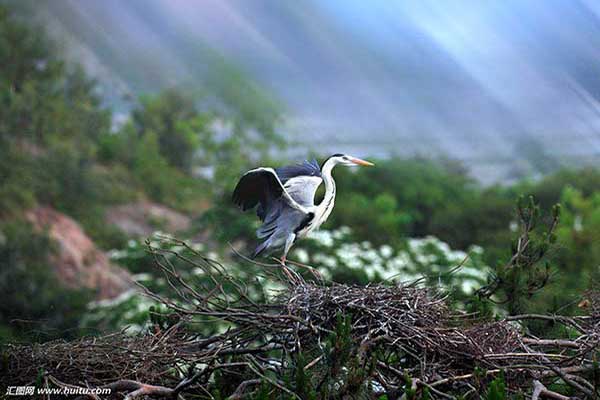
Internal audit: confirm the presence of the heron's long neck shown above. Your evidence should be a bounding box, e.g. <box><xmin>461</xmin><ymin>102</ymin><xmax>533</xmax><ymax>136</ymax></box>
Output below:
<box><xmin>316</xmin><ymin>160</ymin><xmax>336</xmax><ymax>222</ymax></box>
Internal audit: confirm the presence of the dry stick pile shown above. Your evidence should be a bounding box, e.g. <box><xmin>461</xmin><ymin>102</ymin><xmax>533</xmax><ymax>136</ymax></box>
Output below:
<box><xmin>2</xmin><ymin>238</ymin><xmax>600</xmax><ymax>399</ymax></box>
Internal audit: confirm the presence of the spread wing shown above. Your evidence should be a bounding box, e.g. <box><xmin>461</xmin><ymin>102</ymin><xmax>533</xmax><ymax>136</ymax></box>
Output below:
<box><xmin>232</xmin><ymin>167</ymin><xmax>306</xmax><ymax>219</ymax></box>
<box><xmin>283</xmin><ymin>176</ymin><xmax>323</xmax><ymax>207</ymax></box>
<box><xmin>276</xmin><ymin>159</ymin><xmax>322</xmax><ymax>207</ymax></box>
<box><xmin>232</xmin><ymin>162</ymin><xmax>320</xmax><ymax>257</ymax></box>
<box><xmin>275</xmin><ymin>159</ymin><xmax>321</xmax><ymax>182</ymax></box>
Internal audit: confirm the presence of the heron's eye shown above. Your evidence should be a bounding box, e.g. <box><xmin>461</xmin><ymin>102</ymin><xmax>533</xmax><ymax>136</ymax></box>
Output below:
<box><xmin>342</xmin><ymin>156</ymin><xmax>349</xmax><ymax>160</ymax></box>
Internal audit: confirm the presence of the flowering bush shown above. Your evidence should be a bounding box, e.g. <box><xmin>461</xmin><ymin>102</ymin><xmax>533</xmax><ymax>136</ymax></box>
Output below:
<box><xmin>83</xmin><ymin>286</ymin><xmax>155</xmax><ymax>334</ymax></box>
<box><xmin>86</xmin><ymin>229</ymin><xmax>489</xmax><ymax>333</ymax></box>
<box><xmin>85</xmin><ymin>233</ymin><xmax>209</xmax><ymax>333</ymax></box>
<box><xmin>86</xmin><ymin>233</ymin><xmax>283</xmax><ymax>333</ymax></box>
<box><xmin>294</xmin><ymin>227</ymin><xmax>489</xmax><ymax>299</ymax></box>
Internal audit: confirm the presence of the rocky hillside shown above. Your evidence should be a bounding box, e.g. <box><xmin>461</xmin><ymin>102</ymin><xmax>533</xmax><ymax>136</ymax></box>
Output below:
<box><xmin>105</xmin><ymin>201</ymin><xmax>191</xmax><ymax>239</ymax></box>
<box><xmin>26</xmin><ymin>207</ymin><xmax>132</xmax><ymax>300</ymax></box>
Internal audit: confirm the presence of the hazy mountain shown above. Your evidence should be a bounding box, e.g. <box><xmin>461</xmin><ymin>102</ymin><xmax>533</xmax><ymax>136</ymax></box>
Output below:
<box><xmin>13</xmin><ymin>0</ymin><xmax>600</xmax><ymax>182</ymax></box>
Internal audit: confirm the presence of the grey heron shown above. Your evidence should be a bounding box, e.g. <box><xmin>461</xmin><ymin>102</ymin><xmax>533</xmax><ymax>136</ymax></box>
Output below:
<box><xmin>232</xmin><ymin>154</ymin><xmax>374</xmax><ymax>263</ymax></box>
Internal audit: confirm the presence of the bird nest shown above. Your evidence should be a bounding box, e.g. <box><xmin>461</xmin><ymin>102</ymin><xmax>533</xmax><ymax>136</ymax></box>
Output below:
<box><xmin>287</xmin><ymin>283</ymin><xmax>521</xmax><ymax>375</ymax></box>
<box><xmin>2</xmin><ymin>238</ymin><xmax>599</xmax><ymax>399</ymax></box>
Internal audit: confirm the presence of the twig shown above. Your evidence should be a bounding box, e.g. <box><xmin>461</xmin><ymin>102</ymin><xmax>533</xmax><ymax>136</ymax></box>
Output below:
<box><xmin>531</xmin><ymin>380</ymin><xmax>570</xmax><ymax>400</ymax></box>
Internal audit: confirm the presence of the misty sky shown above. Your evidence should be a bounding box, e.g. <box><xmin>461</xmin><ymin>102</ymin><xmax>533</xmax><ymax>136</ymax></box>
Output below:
<box><xmin>36</xmin><ymin>0</ymin><xmax>600</xmax><ymax>181</ymax></box>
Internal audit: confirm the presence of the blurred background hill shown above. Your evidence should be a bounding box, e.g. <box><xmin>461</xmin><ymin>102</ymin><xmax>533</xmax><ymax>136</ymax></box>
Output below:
<box><xmin>2</xmin><ymin>1</ymin><xmax>600</xmax><ymax>343</ymax></box>
<box><xmin>11</xmin><ymin>0</ymin><xmax>600</xmax><ymax>183</ymax></box>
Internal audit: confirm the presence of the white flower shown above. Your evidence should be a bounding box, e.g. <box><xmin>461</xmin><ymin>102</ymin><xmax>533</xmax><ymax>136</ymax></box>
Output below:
<box><xmin>191</xmin><ymin>243</ymin><xmax>205</xmax><ymax>251</ymax></box>
<box><xmin>331</xmin><ymin>229</ymin><xmax>346</xmax><ymax>240</ymax></box>
<box><xmin>317</xmin><ymin>268</ymin><xmax>332</xmax><ymax>280</ymax></box>
<box><xmin>415</xmin><ymin>253</ymin><xmax>436</xmax><ymax>265</ymax></box>
<box><xmin>132</xmin><ymin>273</ymin><xmax>152</xmax><ymax>282</ymax></box>
<box><xmin>108</xmin><ymin>249</ymin><xmax>128</xmax><ymax>260</ymax></box>
<box><xmin>308</xmin><ymin>230</ymin><xmax>334</xmax><ymax>247</ymax></box>
<box><xmin>574</xmin><ymin>215</ymin><xmax>583</xmax><ymax>232</ymax></box>
<box><xmin>469</xmin><ymin>245</ymin><xmax>484</xmax><ymax>255</ymax></box>
<box><xmin>294</xmin><ymin>248</ymin><xmax>310</xmax><ymax>263</ymax></box>
<box><xmin>88</xmin><ymin>289</ymin><xmax>137</xmax><ymax>309</ymax></box>
<box><xmin>313</xmin><ymin>253</ymin><xmax>338</xmax><ymax>268</ymax></box>
<box><xmin>339</xmin><ymin>226</ymin><xmax>352</xmax><ymax>235</ymax></box>
<box><xmin>379</xmin><ymin>245</ymin><xmax>393</xmax><ymax>258</ymax></box>
<box><xmin>171</xmin><ymin>245</ymin><xmax>186</xmax><ymax>254</ymax></box>
<box><xmin>407</xmin><ymin>238</ymin><xmax>423</xmax><ymax>252</ymax></box>
<box><xmin>262</xmin><ymin>281</ymin><xmax>287</xmax><ymax>296</ymax></box>
<box><xmin>461</xmin><ymin>279</ymin><xmax>479</xmax><ymax>294</ymax></box>
<box><xmin>363</xmin><ymin>249</ymin><xmax>381</xmax><ymax>263</ymax></box>
<box><xmin>124</xmin><ymin>324</ymin><xmax>144</xmax><ymax>334</ymax></box>
<box><xmin>346</xmin><ymin>258</ymin><xmax>363</xmax><ymax>269</ymax></box>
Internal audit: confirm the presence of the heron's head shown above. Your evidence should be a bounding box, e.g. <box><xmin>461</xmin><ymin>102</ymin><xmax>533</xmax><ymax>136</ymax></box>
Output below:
<box><xmin>328</xmin><ymin>153</ymin><xmax>375</xmax><ymax>167</ymax></box>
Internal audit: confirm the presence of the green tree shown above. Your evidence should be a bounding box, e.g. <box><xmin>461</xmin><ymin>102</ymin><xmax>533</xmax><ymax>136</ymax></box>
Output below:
<box><xmin>0</xmin><ymin>221</ymin><xmax>91</xmax><ymax>342</ymax></box>
<box><xmin>0</xmin><ymin>4</ymin><xmax>112</xmax><ymax>217</ymax></box>
<box><xmin>131</xmin><ymin>90</ymin><xmax>203</xmax><ymax>172</ymax></box>
<box><xmin>329</xmin><ymin>157</ymin><xmax>475</xmax><ymax>245</ymax></box>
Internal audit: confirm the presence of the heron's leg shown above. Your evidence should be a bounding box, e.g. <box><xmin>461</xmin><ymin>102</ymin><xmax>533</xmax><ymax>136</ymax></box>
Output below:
<box><xmin>280</xmin><ymin>234</ymin><xmax>295</xmax><ymax>265</ymax></box>
<box><xmin>286</xmin><ymin>259</ymin><xmax>324</xmax><ymax>283</ymax></box>
<box><xmin>279</xmin><ymin>235</ymin><xmax>299</xmax><ymax>283</ymax></box>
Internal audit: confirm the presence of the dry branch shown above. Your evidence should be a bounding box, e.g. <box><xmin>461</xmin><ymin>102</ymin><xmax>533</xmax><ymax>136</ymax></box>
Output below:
<box><xmin>2</xmin><ymin>237</ymin><xmax>599</xmax><ymax>399</ymax></box>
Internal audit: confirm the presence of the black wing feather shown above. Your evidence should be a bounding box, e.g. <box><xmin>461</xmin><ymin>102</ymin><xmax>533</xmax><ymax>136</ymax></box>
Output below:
<box><xmin>232</xmin><ymin>169</ymin><xmax>284</xmax><ymax>214</ymax></box>
<box><xmin>232</xmin><ymin>164</ymin><xmax>316</xmax><ymax>258</ymax></box>
<box><xmin>233</xmin><ymin>161</ymin><xmax>320</xmax><ymax>221</ymax></box>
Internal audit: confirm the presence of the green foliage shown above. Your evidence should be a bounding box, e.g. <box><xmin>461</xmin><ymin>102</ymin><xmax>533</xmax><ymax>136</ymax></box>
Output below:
<box><xmin>485</xmin><ymin>372</ymin><xmax>507</xmax><ymax>400</ymax></box>
<box><xmin>0</xmin><ymin>145</ymin><xmax>37</xmax><ymax>216</ymax></box>
<box><xmin>0</xmin><ymin>220</ymin><xmax>91</xmax><ymax>342</ymax></box>
<box><xmin>86</xmin><ymin>236</ymin><xmax>285</xmax><ymax>334</ymax></box>
<box><xmin>530</xmin><ymin>186</ymin><xmax>600</xmax><ymax>316</ymax></box>
<box><xmin>97</xmin><ymin>82</ymin><xmax>283</xmax><ymax>212</ymax></box>
<box><xmin>293</xmin><ymin>353</ymin><xmax>317</xmax><ymax>400</ymax></box>
<box><xmin>430</xmin><ymin>186</ymin><xmax>516</xmax><ymax>258</ymax></box>
<box><xmin>476</xmin><ymin>196</ymin><xmax>560</xmax><ymax>315</ymax></box>
<box><xmin>132</xmin><ymin>130</ymin><xmax>177</xmax><ymax>198</ymax></box>
<box><xmin>403</xmin><ymin>374</ymin><xmax>417</xmax><ymax>400</ymax></box>
<box><xmin>316</xmin><ymin>161</ymin><xmax>600</xmax><ymax>320</ymax></box>
<box><xmin>333</xmin><ymin>192</ymin><xmax>411</xmax><ymax>243</ymax></box>
<box><xmin>522</xmin><ymin>167</ymin><xmax>600</xmax><ymax>209</ymax></box>
<box><xmin>197</xmin><ymin>192</ymin><xmax>258</xmax><ymax>243</ymax></box>
<box><xmin>280</xmin><ymin>313</ymin><xmax>375</xmax><ymax>399</ymax></box>
<box><xmin>0</xmin><ymin>4</ymin><xmax>111</xmax><ymax>216</ymax></box>
<box><xmin>329</xmin><ymin>158</ymin><xmax>469</xmax><ymax>245</ymax></box>
<box><xmin>0</xmin><ymin>0</ymin><xmax>284</xmax><ymax>219</ymax></box>
<box><xmin>4</xmin><ymin>0</ymin><xmax>600</xmax><ymax>374</ymax></box>
<box><xmin>131</xmin><ymin>90</ymin><xmax>203</xmax><ymax>173</ymax></box>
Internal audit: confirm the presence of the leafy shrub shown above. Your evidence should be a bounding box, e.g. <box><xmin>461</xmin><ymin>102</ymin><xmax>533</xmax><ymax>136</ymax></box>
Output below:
<box><xmin>330</xmin><ymin>157</ymin><xmax>475</xmax><ymax>243</ymax></box>
<box><xmin>131</xmin><ymin>90</ymin><xmax>204</xmax><ymax>173</ymax></box>
<box><xmin>0</xmin><ymin>220</ymin><xmax>91</xmax><ymax>342</ymax></box>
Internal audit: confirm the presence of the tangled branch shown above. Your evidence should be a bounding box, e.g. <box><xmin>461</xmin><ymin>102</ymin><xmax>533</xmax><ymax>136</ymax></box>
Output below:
<box><xmin>2</xmin><ymin>237</ymin><xmax>599</xmax><ymax>399</ymax></box>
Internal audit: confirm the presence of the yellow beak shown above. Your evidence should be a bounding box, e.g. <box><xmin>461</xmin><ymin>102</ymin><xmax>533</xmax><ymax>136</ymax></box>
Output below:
<box><xmin>350</xmin><ymin>157</ymin><xmax>375</xmax><ymax>167</ymax></box>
